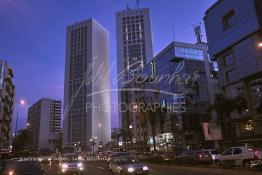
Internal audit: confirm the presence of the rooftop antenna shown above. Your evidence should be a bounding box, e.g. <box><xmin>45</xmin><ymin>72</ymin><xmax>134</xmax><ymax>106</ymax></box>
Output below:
<box><xmin>194</xmin><ymin>23</ymin><xmax>203</xmax><ymax>43</ymax></box>
<box><xmin>172</xmin><ymin>25</ymin><xmax>175</xmax><ymax>42</ymax></box>
<box><xmin>137</xmin><ymin>0</ymin><xmax>140</xmax><ymax>9</ymax></box>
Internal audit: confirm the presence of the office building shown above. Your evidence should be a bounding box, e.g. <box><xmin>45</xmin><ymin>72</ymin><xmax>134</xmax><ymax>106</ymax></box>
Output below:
<box><xmin>27</xmin><ymin>98</ymin><xmax>61</xmax><ymax>152</ymax></box>
<box><xmin>0</xmin><ymin>60</ymin><xmax>15</xmax><ymax>150</ymax></box>
<box><xmin>152</xmin><ymin>41</ymin><xmax>217</xmax><ymax>149</ymax></box>
<box><xmin>116</xmin><ymin>7</ymin><xmax>153</xmax><ymax>127</ymax></box>
<box><xmin>204</xmin><ymin>0</ymin><xmax>262</xmax><ymax>145</ymax></box>
<box><xmin>63</xmin><ymin>18</ymin><xmax>111</xmax><ymax>150</ymax></box>
<box><xmin>122</xmin><ymin>39</ymin><xmax>219</xmax><ymax>150</ymax></box>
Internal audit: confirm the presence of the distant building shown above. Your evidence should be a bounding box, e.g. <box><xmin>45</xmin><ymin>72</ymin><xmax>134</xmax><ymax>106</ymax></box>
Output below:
<box><xmin>116</xmin><ymin>7</ymin><xmax>153</xmax><ymax>127</ymax></box>
<box><xmin>204</xmin><ymin>0</ymin><xmax>262</xmax><ymax>145</ymax></box>
<box><xmin>27</xmin><ymin>98</ymin><xmax>61</xmax><ymax>152</ymax></box>
<box><xmin>0</xmin><ymin>60</ymin><xmax>15</xmax><ymax>149</ymax></box>
<box><xmin>63</xmin><ymin>18</ymin><xmax>111</xmax><ymax>150</ymax></box>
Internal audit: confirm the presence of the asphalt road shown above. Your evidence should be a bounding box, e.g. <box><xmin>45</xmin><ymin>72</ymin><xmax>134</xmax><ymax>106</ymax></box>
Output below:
<box><xmin>42</xmin><ymin>161</ymin><xmax>262</xmax><ymax>175</ymax></box>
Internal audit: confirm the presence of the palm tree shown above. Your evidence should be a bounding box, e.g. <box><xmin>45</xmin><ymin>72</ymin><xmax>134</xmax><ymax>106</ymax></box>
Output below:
<box><xmin>13</xmin><ymin>128</ymin><xmax>32</xmax><ymax>156</ymax></box>
<box><xmin>159</xmin><ymin>107</ymin><xmax>167</xmax><ymax>134</ymax></box>
<box><xmin>139</xmin><ymin>110</ymin><xmax>148</xmax><ymax>149</ymax></box>
<box><xmin>148</xmin><ymin>109</ymin><xmax>158</xmax><ymax>151</ymax></box>
<box><xmin>212</xmin><ymin>94</ymin><xmax>242</xmax><ymax>143</ymax></box>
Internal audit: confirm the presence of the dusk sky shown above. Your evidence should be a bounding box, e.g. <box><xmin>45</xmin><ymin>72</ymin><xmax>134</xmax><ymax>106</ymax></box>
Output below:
<box><xmin>0</xmin><ymin>0</ymin><xmax>216</xmax><ymax>130</ymax></box>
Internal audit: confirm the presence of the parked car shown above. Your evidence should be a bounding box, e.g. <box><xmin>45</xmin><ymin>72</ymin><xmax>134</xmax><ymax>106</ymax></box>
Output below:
<box><xmin>2</xmin><ymin>160</ymin><xmax>46</xmax><ymax>175</ymax></box>
<box><xmin>214</xmin><ymin>146</ymin><xmax>262</xmax><ymax>168</ymax></box>
<box><xmin>200</xmin><ymin>149</ymin><xmax>221</xmax><ymax>162</ymax></box>
<box><xmin>174</xmin><ymin>150</ymin><xmax>213</xmax><ymax>165</ymax></box>
<box><xmin>109</xmin><ymin>156</ymin><xmax>149</xmax><ymax>175</ymax></box>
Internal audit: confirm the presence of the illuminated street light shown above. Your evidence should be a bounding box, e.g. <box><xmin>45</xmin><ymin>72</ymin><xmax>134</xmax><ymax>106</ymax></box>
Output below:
<box><xmin>20</xmin><ymin>99</ymin><xmax>25</xmax><ymax>105</ymax></box>
<box><xmin>129</xmin><ymin>125</ymin><xmax>133</xmax><ymax>129</ymax></box>
<box><xmin>98</xmin><ymin>123</ymin><xmax>103</xmax><ymax>144</ymax></box>
<box><xmin>15</xmin><ymin>99</ymin><xmax>26</xmax><ymax>137</ymax></box>
<box><xmin>259</xmin><ymin>42</ymin><xmax>262</xmax><ymax>48</ymax></box>
<box><xmin>27</xmin><ymin>123</ymin><xmax>30</xmax><ymax>127</ymax></box>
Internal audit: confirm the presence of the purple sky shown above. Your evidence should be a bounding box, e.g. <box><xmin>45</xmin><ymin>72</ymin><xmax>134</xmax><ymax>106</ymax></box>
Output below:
<box><xmin>0</xmin><ymin>0</ymin><xmax>216</xmax><ymax>130</ymax></box>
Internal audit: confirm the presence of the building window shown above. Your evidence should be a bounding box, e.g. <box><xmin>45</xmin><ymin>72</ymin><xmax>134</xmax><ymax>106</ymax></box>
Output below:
<box><xmin>224</xmin><ymin>52</ymin><xmax>234</xmax><ymax>66</ymax></box>
<box><xmin>226</xmin><ymin>69</ymin><xmax>237</xmax><ymax>82</ymax></box>
<box><xmin>222</xmin><ymin>10</ymin><xmax>236</xmax><ymax>30</ymax></box>
<box><xmin>174</xmin><ymin>47</ymin><xmax>204</xmax><ymax>60</ymax></box>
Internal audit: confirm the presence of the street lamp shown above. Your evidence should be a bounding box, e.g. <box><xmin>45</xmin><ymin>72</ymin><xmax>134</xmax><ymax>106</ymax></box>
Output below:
<box><xmin>27</xmin><ymin>123</ymin><xmax>30</xmax><ymax>127</ymax></box>
<box><xmin>258</xmin><ymin>42</ymin><xmax>262</xmax><ymax>48</ymax></box>
<box><xmin>129</xmin><ymin>125</ymin><xmax>133</xmax><ymax>129</ymax></box>
<box><xmin>15</xmin><ymin>99</ymin><xmax>26</xmax><ymax>137</ymax></box>
<box><xmin>98</xmin><ymin>123</ymin><xmax>103</xmax><ymax>144</ymax></box>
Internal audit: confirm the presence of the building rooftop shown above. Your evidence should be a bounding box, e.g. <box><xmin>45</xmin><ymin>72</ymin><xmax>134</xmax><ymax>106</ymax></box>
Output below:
<box><xmin>205</xmin><ymin>0</ymin><xmax>222</xmax><ymax>16</ymax></box>
<box><xmin>154</xmin><ymin>41</ymin><xmax>207</xmax><ymax>61</ymax></box>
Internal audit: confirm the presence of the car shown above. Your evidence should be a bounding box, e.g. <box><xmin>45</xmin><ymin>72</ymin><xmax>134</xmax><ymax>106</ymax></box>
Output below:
<box><xmin>174</xmin><ymin>150</ymin><xmax>213</xmax><ymax>165</ymax></box>
<box><xmin>2</xmin><ymin>160</ymin><xmax>46</xmax><ymax>175</ymax></box>
<box><xmin>214</xmin><ymin>146</ymin><xmax>262</xmax><ymax>168</ymax></box>
<box><xmin>107</xmin><ymin>152</ymin><xmax>130</xmax><ymax>164</ymax></box>
<box><xmin>60</xmin><ymin>157</ymin><xmax>84</xmax><ymax>175</ymax></box>
<box><xmin>109</xmin><ymin>156</ymin><xmax>149</xmax><ymax>175</ymax></box>
<box><xmin>200</xmin><ymin>149</ymin><xmax>221</xmax><ymax>162</ymax></box>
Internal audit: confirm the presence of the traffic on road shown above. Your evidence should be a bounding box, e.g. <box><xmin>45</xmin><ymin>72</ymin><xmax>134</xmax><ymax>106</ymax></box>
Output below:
<box><xmin>1</xmin><ymin>145</ymin><xmax>262</xmax><ymax>175</ymax></box>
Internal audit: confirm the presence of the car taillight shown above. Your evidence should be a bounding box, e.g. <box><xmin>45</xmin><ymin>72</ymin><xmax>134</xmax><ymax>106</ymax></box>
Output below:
<box><xmin>254</xmin><ymin>150</ymin><xmax>260</xmax><ymax>160</ymax></box>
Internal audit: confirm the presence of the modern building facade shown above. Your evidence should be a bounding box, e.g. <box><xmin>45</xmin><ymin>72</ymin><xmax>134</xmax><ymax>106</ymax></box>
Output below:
<box><xmin>63</xmin><ymin>18</ymin><xmax>111</xmax><ymax>150</ymax></box>
<box><xmin>0</xmin><ymin>60</ymin><xmax>15</xmax><ymax>150</ymax></box>
<box><xmin>205</xmin><ymin>0</ymin><xmax>262</xmax><ymax>146</ymax></box>
<box><xmin>116</xmin><ymin>7</ymin><xmax>153</xmax><ymax>127</ymax></box>
<box><xmin>152</xmin><ymin>41</ymin><xmax>217</xmax><ymax>149</ymax></box>
<box><xmin>121</xmin><ymin>39</ymin><xmax>219</xmax><ymax>150</ymax></box>
<box><xmin>27</xmin><ymin>98</ymin><xmax>61</xmax><ymax>152</ymax></box>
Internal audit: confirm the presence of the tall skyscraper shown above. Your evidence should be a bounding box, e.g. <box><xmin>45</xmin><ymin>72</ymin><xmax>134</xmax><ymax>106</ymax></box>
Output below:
<box><xmin>27</xmin><ymin>98</ymin><xmax>61</xmax><ymax>152</ymax></box>
<box><xmin>0</xmin><ymin>60</ymin><xmax>15</xmax><ymax>150</ymax></box>
<box><xmin>116</xmin><ymin>7</ymin><xmax>153</xmax><ymax>127</ymax></box>
<box><xmin>63</xmin><ymin>19</ymin><xmax>111</xmax><ymax>150</ymax></box>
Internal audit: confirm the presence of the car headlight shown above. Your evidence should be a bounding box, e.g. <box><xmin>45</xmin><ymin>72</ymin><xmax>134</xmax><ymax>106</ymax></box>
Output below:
<box><xmin>62</xmin><ymin>163</ymin><xmax>68</xmax><ymax>169</ymax></box>
<box><xmin>143</xmin><ymin>166</ymin><xmax>149</xmax><ymax>171</ymax></box>
<box><xmin>77</xmin><ymin>163</ymin><xmax>83</xmax><ymax>168</ymax></box>
<box><xmin>128</xmin><ymin>167</ymin><xmax>135</xmax><ymax>173</ymax></box>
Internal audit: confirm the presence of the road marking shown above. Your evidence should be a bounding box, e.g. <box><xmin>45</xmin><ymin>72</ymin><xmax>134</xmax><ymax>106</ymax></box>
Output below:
<box><xmin>96</xmin><ymin>167</ymin><xmax>105</xmax><ymax>170</ymax></box>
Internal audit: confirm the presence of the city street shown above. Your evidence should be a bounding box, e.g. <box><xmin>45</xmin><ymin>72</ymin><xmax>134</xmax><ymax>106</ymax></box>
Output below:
<box><xmin>42</xmin><ymin>161</ymin><xmax>262</xmax><ymax>175</ymax></box>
